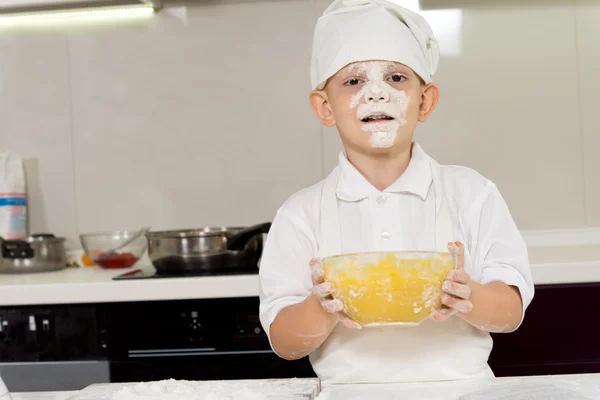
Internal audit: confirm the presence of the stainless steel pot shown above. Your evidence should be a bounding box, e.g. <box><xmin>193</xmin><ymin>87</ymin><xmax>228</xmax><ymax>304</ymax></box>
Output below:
<box><xmin>145</xmin><ymin>223</ymin><xmax>271</xmax><ymax>275</ymax></box>
<box><xmin>0</xmin><ymin>234</ymin><xmax>67</xmax><ymax>274</ymax></box>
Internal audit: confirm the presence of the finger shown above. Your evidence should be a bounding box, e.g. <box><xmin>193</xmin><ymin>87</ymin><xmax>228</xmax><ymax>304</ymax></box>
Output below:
<box><xmin>321</xmin><ymin>298</ymin><xmax>344</xmax><ymax>314</ymax></box>
<box><xmin>314</xmin><ymin>282</ymin><xmax>334</xmax><ymax>298</ymax></box>
<box><xmin>441</xmin><ymin>294</ymin><xmax>473</xmax><ymax>314</ymax></box>
<box><xmin>446</xmin><ymin>269</ymin><xmax>470</xmax><ymax>284</ymax></box>
<box><xmin>442</xmin><ymin>280</ymin><xmax>471</xmax><ymax>299</ymax></box>
<box><xmin>309</xmin><ymin>258</ymin><xmax>325</xmax><ymax>284</ymax></box>
<box><xmin>448</xmin><ymin>242</ymin><xmax>465</xmax><ymax>271</ymax></box>
<box><xmin>430</xmin><ymin>306</ymin><xmax>455</xmax><ymax>321</ymax></box>
<box><xmin>337</xmin><ymin>313</ymin><xmax>362</xmax><ymax>329</ymax></box>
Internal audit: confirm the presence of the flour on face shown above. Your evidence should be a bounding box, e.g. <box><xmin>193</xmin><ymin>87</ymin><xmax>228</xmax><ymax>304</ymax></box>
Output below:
<box><xmin>349</xmin><ymin>61</ymin><xmax>410</xmax><ymax>148</ymax></box>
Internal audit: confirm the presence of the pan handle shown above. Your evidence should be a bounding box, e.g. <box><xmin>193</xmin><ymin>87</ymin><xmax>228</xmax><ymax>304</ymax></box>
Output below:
<box><xmin>30</xmin><ymin>233</ymin><xmax>56</xmax><ymax>239</ymax></box>
<box><xmin>227</xmin><ymin>222</ymin><xmax>271</xmax><ymax>251</ymax></box>
<box><xmin>1</xmin><ymin>239</ymin><xmax>34</xmax><ymax>259</ymax></box>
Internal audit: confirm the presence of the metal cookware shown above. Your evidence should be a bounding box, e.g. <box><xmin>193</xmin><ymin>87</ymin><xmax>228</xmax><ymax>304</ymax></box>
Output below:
<box><xmin>0</xmin><ymin>233</ymin><xmax>67</xmax><ymax>274</ymax></box>
<box><xmin>145</xmin><ymin>222</ymin><xmax>271</xmax><ymax>275</ymax></box>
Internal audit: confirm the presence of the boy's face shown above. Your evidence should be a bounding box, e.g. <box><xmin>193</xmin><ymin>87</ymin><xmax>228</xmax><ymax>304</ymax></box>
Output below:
<box><xmin>310</xmin><ymin>60</ymin><xmax>439</xmax><ymax>154</ymax></box>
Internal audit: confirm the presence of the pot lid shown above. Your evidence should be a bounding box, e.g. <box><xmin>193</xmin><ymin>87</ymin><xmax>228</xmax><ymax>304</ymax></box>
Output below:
<box><xmin>146</xmin><ymin>227</ymin><xmax>246</xmax><ymax>239</ymax></box>
<box><xmin>26</xmin><ymin>233</ymin><xmax>66</xmax><ymax>243</ymax></box>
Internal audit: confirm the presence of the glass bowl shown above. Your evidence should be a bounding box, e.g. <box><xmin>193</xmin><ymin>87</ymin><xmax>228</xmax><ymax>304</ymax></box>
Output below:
<box><xmin>79</xmin><ymin>230</ymin><xmax>147</xmax><ymax>269</ymax></box>
<box><xmin>322</xmin><ymin>251</ymin><xmax>456</xmax><ymax>327</ymax></box>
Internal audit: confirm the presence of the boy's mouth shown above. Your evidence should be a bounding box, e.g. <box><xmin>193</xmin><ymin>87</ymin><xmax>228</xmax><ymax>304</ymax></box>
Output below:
<box><xmin>361</xmin><ymin>113</ymin><xmax>395</xmax><ymax>123</ymax></box>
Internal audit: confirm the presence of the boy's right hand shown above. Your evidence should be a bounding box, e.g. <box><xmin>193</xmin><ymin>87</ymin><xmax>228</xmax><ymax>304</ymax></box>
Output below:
<box><xmin>310</xmin><ymin>258</ymin><xmax>362</xmax><ymax>329</ymax></box>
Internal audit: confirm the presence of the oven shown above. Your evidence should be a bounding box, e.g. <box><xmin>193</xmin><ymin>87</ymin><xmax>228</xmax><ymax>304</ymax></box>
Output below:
<box><xmin>104</xmin><ymin>297</ymin><xmax>315</xmax><ymax>382</ymax></box>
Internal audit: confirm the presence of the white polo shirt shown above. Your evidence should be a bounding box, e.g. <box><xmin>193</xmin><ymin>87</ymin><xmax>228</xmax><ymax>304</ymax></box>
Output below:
<box><xmin>258</xmin><ymin>143</ymin><xmax>534</xmax><ymax>383</ymax></box>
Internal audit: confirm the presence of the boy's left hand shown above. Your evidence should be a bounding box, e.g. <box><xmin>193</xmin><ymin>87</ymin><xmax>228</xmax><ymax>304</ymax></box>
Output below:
<box><xmin>430</xmin><ymin>242</ymin><xmax>473</xmax><ymax>321</ymax></box>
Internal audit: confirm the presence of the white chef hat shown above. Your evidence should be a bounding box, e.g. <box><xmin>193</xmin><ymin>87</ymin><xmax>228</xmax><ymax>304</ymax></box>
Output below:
<box><xmin>310</xmin><ymin>0</ymin><xmax>440</xmax><ymax>90</ymax></box>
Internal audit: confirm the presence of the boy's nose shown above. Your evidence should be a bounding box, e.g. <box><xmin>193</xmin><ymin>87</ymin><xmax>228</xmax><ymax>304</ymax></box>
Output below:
<box><xmin>364</xmin><ymin>84</ymin><xmax>390</xmax><ymax>103</ymax></box>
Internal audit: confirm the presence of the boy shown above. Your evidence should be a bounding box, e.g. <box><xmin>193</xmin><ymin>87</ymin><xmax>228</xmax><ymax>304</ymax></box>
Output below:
<box><xmin>259</xmin><ymin>0</ymin><xmax>534</xmax><ymax>384</ymax></box>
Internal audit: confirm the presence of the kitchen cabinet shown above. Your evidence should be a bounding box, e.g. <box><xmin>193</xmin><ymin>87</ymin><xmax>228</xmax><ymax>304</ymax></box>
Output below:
<box><xmin>0</xmin><ymin>305</ymin><xmax>109</xmax><ymax>392</ymax></box>
<box><xmin>489</xmin><ymin>282</ymin><xmax>600</xmax><ymax>376</ymax></box>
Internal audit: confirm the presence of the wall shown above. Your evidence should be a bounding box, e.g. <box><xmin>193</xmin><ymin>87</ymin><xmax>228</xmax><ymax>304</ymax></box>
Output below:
<box><xmin>0</xmin><ymin>0</ymin><xmax>598</xmax><ymax>247</ymax></box>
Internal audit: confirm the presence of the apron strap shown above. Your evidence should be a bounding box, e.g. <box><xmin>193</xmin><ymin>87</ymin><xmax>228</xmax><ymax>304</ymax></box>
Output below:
<box><xmin>320</xmin><ymin>167</ymin><xmax>343</xmax><ymax>257</ymax></box>
<box><xmin>429</xmin><ymin>158</ymin><xmax>454</xmax><ymax>252</ymax></box>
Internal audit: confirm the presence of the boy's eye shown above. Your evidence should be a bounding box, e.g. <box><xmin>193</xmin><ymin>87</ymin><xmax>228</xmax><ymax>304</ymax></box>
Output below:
<box><xmin>388</xmin><ymin>74</ymin><xmax>407</xmax><ymax>83</ymax></box>
<box><xmin>344</xmin><ymin>78</ymin><xmax>363</xmax><ymax>86</ymax></box>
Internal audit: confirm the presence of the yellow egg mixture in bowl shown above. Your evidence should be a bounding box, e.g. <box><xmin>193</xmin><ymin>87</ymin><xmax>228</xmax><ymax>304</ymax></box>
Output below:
<box><xmin>322</xmin><ymin>251</ymin><xmax>456</xmax><ymax>327</ymax></box>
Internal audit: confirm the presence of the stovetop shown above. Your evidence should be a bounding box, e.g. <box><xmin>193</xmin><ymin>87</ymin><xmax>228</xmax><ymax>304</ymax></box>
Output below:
<box><xmin>112</xmin><ymin>268</ymin><xmax>258</xmax><ymax>280</ymax></box>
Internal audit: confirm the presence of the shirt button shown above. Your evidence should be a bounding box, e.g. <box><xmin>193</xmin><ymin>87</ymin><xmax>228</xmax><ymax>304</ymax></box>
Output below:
<box><xmin>381</xmin><ymin>231</ymin><xmax>391</xmax><ymax>240</ymax></box>
<box><xmin>376</xmin><ymin>195</ymin><xmax>387</xmax><ymax>205</ymax></box>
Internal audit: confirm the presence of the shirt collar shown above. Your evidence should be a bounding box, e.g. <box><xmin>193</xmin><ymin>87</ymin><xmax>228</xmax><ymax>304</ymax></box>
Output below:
<box><xmin>336</xmin><ymin>142</ymin><xmax>433</xmax><ymax>202</ymax></box>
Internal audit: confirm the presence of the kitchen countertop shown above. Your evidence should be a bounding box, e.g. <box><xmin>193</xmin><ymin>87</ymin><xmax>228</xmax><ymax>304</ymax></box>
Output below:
<box><xmin>0</xmin><ymin>263</ymin><xmax>258</xmax><ymax>306</ymax></box>
<box><xmin>0</xmin><ymin>245</ymin><xmax>598</xmax><ymax>307</ymax></box>
<box><xmin>10</xmin><ymin>393</ymin><xmax>76</xmax><ymax>400</ymax></box>
<box><xmin>7</xmin><ymin>373</ymin><xmax>600</xmax><ymax>399</ymax></box>
<box><xmin>317</xmin><ymin>373</ymin><xmax>600</xmax><ymax>399</ymax></box>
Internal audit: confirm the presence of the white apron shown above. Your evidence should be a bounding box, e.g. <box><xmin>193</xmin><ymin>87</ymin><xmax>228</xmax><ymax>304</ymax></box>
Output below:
<box><xmin>310</xmin><ymin>154</ymin><xmax>494</xmax><ymax>384</ymax></box>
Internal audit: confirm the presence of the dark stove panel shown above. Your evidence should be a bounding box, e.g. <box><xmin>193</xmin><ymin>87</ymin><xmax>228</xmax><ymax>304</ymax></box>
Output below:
<box><xmin>0</xmin><ymin>305</ymin><xmax>106</xmax><ymax>362</ymax></box>
<box><xmin>104</xmin><ymin>298</ymin><xmax>270</xmax><ymax>358</ymax></box>
<box><xmin>112</xmin><ymin>268</ymin><xmax>258</xmax><ymax>280</ymax></box>
<box><xmin>104</xmin><ymin>297</ymin><xmax>315</xmax><ymax>382</ymax></box>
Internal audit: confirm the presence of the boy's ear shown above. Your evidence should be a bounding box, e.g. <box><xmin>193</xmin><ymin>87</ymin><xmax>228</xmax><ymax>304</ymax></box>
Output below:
<box><xmin>418</xmin><ymin>83</ymin><xmax>440</xmax><ymax>122</ymax></box>
<box><xmin>309</xmin><ymin>89</ymin><xmax>336</xmax><ymax>127</ymax></box>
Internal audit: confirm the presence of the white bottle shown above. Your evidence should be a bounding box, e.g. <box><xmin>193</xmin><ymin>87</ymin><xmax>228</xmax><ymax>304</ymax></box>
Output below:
<box><xmin>0</xmin><ymin>152</ymin><xmax>27</xmax><ymax>240</ymax></box>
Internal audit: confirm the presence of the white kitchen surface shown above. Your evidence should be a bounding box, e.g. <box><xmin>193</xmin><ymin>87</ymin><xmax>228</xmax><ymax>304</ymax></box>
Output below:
<box><xmin>7</xmin><ymin>373</ymin><xmax>600</xmax><ymax>399</ymax></box>
<box><xmin>0</xmin><ymin>244</ymin><xmax>599</xmax><ymax>306</ymax></box>
<box><xmin>317</xmin><ymin>373</ymin><xmax>600</xmax><ymax>399</ymax></box>
<box><xmin>11</xmin><ymin>393</ymin><xmax>76</xmax><ymax>400</ymax></box>
<box><xmin>66</xmin><ymin>378</ymin><xmax>320</xmax><ymax>400</ymax></box>
<box><xmin>0</xmin><ymin>263</ymin><xmax>258</xmax><ymax>306</ymax></box>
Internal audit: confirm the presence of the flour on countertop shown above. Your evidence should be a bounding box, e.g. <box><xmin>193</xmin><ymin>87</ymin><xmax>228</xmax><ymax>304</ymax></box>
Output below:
<box><xmin>91</xmin><ymin>378</ymin><xmax>321</xmax><ymax>400</ymax></box>
<box><xmin>111</xmin><ymin>379</ymin><xmax>265</xmax><ymax>400</ymax></box>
